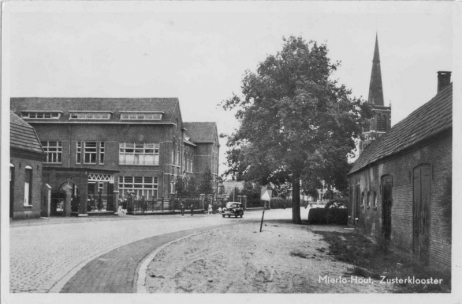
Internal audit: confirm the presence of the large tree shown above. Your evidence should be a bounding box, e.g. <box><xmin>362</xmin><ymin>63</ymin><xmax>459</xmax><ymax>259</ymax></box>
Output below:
<box><xmin>221</xmin><ymin>37</ymin><xmax>372</xmax><ymax>224</ymax></box>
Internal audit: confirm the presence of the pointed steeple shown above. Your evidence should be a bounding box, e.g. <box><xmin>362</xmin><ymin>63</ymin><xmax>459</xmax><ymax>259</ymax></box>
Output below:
<box><xmin>367</xmin><ymin>34</ymin><xmax>384</xmax><ymax>106</ymax></box>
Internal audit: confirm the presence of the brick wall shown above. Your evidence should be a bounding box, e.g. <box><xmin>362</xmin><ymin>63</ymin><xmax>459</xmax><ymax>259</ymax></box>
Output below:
<box><xmin>10</xmin><ymin>155</ymin><xmax>43</xmax><ymax>219</ymax></box>
<box><xmin>349</xmin><ymin>130</ymin><xmax>452</xmax><ymax>269</ymax></box>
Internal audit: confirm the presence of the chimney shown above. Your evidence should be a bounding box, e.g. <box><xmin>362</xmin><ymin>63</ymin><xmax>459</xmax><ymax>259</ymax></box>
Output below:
<box><xmin>437</xmin><ymin>71</ymin><xmax>452</xmax><ymax>93</ymax></box>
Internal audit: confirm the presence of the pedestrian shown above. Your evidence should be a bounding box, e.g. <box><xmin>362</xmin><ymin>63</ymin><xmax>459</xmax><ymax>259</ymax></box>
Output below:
<box><xmin>118</xmin><ymin>194</ymin><xmax>124</xmax><ymax>214</ymax></box>
<box><xmin>190</xmin><ymin>204</ymin><xmax>194</xmax><ymax>216</ymax></box>
<box><xmin>97</xmin><ymin>190</ymin><xmax>103</xmax><ymax>211</ymax></box>
<box><xmin>208</xmin><ymin>203</ymin><xmax>212</xmax><ymax>215</ymax></box>
<box><xmin>180</xmin><ymin>201</ymin><xmax>185</xmax><ymax>216</ymax></box>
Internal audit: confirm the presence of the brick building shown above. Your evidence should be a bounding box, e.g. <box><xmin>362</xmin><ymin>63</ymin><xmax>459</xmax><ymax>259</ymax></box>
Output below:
<box><xmin>10</xmin><ymin>98</ymin><xmax>219</xmax><ymax>216</ymax></box>
<box><xmin>348</xmin><ymin>72</ymin><xmax>452</xmax><ymax>269</ymax></box>
<box><xmin>10</xmin><ymin>112</ymin><xmax>45</xmax><ymax>219</ymax></box>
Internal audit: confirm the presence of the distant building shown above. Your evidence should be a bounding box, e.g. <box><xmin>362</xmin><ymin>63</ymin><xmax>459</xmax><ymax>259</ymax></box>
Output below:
<box><xmin>348</xmin><ymin>72</ymin><xmax>452</xmax><ymax>269</ymax></box>
<box><xmin>10</xmin><ymin>112</ymin><xmax>45</xmax><ymax>219</ymax></box>
<box><xmin>359</xmin><ymin>34</ymin><xmax>392</xmax><ymax>154</ymax></box>
<box><xmin>10</xmin><ymin>98</ymin><xmax>219</xmax><ymax>216</ymax></box>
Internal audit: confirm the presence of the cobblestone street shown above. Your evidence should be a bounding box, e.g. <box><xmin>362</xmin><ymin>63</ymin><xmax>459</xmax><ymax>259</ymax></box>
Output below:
<box><xmin>10</xmin><ymin>208</ymin><xmax>310</xmax><ymax>293</ymax></box>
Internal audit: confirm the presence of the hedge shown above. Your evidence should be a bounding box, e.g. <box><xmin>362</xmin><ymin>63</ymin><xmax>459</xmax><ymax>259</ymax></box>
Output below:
<box><xmin>307</xmin><ymin>208</ymin><xmax>348</xmax><ymax>225</ymax></box>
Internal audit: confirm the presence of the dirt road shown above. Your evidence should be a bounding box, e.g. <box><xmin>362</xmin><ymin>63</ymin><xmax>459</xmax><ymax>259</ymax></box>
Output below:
<box><xmin>145</xmin><ymin>220</ymin><xmax>397</xmax><ymax>293</ymax></box>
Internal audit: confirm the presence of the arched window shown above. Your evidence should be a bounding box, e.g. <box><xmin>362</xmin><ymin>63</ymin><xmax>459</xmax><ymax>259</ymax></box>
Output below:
<box><xmin>24</xmin><ymin>165</ymin><xmax>32</xmax><ymax>206</ymax></box>
<box><xmin>367</xmin><ymin>191</ymin><xmax>371</xmax><ymax>207</ymax></box>
<box><xmin>382</xmin><ymin>114</ymin><xmax>387</xmax><ymax>131</ymax></box>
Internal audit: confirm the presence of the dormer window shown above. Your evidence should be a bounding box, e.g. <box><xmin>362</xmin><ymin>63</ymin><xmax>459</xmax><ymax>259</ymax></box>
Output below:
<box><xmin>120</xmin><ymin>112</ymin><xmax>163</xmax><ymax>121</ymax></box>
<box><xmin>69</xmin><ymin>112</ymin><xmax>111</xmax><ymax>120</ymax></box>
<box><xmin>21</xmin><ymin>111</ymin><xmax>62</xmax><ymax>119</ymax></box>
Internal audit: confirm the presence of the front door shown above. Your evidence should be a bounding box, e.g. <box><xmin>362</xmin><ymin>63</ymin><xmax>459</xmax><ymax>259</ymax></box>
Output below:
<box><xmin>381</xmin><ymin>175</ymin><xmax>393</xmax><ymax>239</ymax></box>
<box><xmin>354</xmin><ymin>184</ymin><xmax>361</xmax><ymax>223</ymax></box>
<box><xmin>413</xmin><ymin>164</ymin><xmax>431</xmax><ymax>264</ymax></box>
<box><xmin>10</xmin><ymin>166</ymin><xmax>15</xmax><ymax>218</ymax></box>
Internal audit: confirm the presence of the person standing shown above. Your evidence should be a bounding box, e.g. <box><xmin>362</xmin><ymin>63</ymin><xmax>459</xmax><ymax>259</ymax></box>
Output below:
<box><xmin>190</xmin><ymin>204</ymin><xmax>194</xmax><ymax>216</ymax></box>
<box><xmin>180</xmin><ymin>201</ymin><xmax>185</xmax><ymax>216</ymax></box>
<box><xmin>208</xmin><ymin>203</ymin><xmax>212</xmax><ymax>215</ymax></box>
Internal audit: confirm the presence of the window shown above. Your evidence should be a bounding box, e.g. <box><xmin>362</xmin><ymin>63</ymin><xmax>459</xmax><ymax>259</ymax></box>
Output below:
<box><xmin>21</xmin><ymin>112</ymin><xmax>61</xmax><ymax>119</ymax></box>
<box><xmin>42</xmin><ymin>141</ymin><xmax>62</xmax><ymax>163</ymax></box>
<box><xmin>76</xmin><ymin>142</ymin><xmax>82</xmax><ymax>164</ymax></box>
<box><xmin>24</xmin><ymin>166</ymin><xmax>32</xmax><ymax>206</ymax></box>
<box><xmin>119</xmin><ymin>143</ymin><xmax>159</xmax><ymax>165</ymax></box>
<box><xmin>69</xmin><ymin>112</ymin><xmax>111</xmax><ymax>120</ymax></box>
<box><xmin>99</xmin><ymin>142</ymin><xmax>105</xmax><ymax>164</ymax></box>
<box><xmin>84</xmin><ymin>142</ymin><xmax>98</xmax><ymax>164</ymax></box>
<box><xmin>373</xmin><ymin>191</ymin><xmax>377</xmax><ymax>208</ymax></box>
<box><xmin>120</xmin><ymin>112</ymin><xmax>162</xmax><ymax>120</ymax></box>
<box><xmin>118</xmin><ymin>176</ymin><xmax>158</xmax><ymax>199</ymax></box>
<box><xmin>367</xmin><ymin>191</ymin><xmax>371</xmax><ymax>207</ymax></box>
<box><xmin>376</xmin><ymin>114</ymin><xmax>382</xmax><ymax>131</ymax></box>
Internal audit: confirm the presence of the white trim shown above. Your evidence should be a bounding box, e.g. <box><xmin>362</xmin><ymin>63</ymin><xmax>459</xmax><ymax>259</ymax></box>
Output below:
<box><xmin>25</xmin><ymin>165</ymin><xmax>32</xmax><ymax>169</ymax></box>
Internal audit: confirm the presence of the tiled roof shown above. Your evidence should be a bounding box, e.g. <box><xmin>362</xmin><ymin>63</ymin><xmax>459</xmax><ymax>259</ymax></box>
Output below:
<box><xmin>10</xmin><ymin>97</ymin><xmax>180</xmax><ymax>123</ymax></box>
<box><xmin>183</xmin><ymin>122</ymin><xmax>218</xmax><ymax>144</ymax></box>
<box><xmin>10</xmin><ymin>112</ymin><xmax>44</xmax><ymax>154</ymax></box>
<box><xmin>349</xmin><ymin>84</ymin><xmax>452</xmax><ymax>175</ymax></box>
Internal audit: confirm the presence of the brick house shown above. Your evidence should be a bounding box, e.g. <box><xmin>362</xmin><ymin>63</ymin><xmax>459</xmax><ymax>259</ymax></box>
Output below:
<box><xmin>10</xmin><ymin>98</ymin><xmax>219</xmax><ymax>216</ymax></box>
<box><xmin>348</xmin><ymin>72</ymin><xmax>452</xmax><ymax>269</ymax></box>
<box><xmin>10</xmin><ymin>112</ymin><xmax>45</xmax><ymax>219</ymax></box>
<box><xmin>183</xmin><ymin>122</ymin><xmax>220</xmax><ymax>192</ymax></box>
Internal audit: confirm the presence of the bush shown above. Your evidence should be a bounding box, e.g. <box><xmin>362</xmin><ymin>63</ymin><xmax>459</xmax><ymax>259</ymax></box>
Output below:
<box><xmin>270</xmin><ymin>197</ymin><xmax>292</xmax><ymax>209</ymax></box>
<box><xmin>307</xmin><ymin>208</ymin><xmax>348</xmax><ymax>225</ymax></box>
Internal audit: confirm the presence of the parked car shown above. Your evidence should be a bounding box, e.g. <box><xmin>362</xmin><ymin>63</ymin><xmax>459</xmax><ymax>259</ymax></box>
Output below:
<box><xmin>222</xmin><ymin>202</ymin><xmax>244</xmax><ymax>218</ymax></box>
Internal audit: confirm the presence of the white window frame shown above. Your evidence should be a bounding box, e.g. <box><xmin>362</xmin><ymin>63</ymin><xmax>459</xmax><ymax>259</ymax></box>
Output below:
<box><xmin>21</xmin><ymin>112</ymin><xmax>61</xmax><ymax>120</ymax></box>
<box><xmin>42</xmin><ymin>141</ymin><xmax>63</xmax><ymax>163</ymax></box>
<box><xmin>76</xmin><ymin>142</ymin><xmax>82</xmax><ymax>164</ymax></box>
<box><xmin>120</xmin><ymin>112</ymin><xmax>163</xmax><ymax>121</ymax></box>
<box><xmin>84</xmin><ymin>142</ymin><xmax>98</xmax><ymax>164</ymax></box>
<box><xmin>24</xmin><ymin>166</ymin><xmax>33</xmax><ymax>206</ymax></box>
<box><xmin>99</xmin><ymin>142</ymin><xmax>105</xmax><ymax>165</ymax></box>
<box><xmin>118</xmin><ymin>176</ymin><xmax>158</xmax><ymax>199</ymax></box>
<box><xmin>69</xmin><ymin>112</ymin><xmax>111</xmax><ymax>120</ymax></box>
<box><xmin>119</xmin><ymin>143</ymin><xmax>159</xmax><ymax>166</ymax></box>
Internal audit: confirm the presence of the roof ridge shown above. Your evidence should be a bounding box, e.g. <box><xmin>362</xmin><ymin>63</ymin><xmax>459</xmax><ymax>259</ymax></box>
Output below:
<box><xmin>350</xmin><ymin>83</ymin><xmax>452</xmax><ymax>175</ymax></box>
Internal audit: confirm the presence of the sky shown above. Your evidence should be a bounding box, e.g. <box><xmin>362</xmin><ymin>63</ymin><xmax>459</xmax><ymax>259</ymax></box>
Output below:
<box><xmin>4</xmin><ymin>1</ymin><xmax>456</xmax><ymax>176</ymax></box>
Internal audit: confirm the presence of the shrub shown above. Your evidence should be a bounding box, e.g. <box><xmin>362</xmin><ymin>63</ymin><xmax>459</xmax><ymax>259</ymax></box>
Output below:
<box><xmin>307</xmin><ymin>208</ymin><xmax>348</xmax><ymax>225</ymax></box>
<box><xmin>270</xmin><ymin>197</ymin><xmax>292</xmax><ymax>209</ymax></box>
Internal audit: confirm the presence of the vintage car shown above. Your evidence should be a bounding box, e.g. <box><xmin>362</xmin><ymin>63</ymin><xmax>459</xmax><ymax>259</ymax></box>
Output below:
<box><xmin>222</xmin><ymin>202</ymin><xmax>244</xmax><ymax>218</ymax></box>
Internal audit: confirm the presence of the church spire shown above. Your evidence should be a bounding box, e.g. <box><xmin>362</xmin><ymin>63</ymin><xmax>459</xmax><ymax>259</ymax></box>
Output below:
<box><xmin>368</xmin><ymin>33</ymin><xmax>384</xmax><ymax>106</ymax></box>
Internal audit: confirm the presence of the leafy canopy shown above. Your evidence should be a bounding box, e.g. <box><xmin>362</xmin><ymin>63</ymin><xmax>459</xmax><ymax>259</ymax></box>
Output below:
<box><xmin>221</xmin><ymin>36</ymin><xmax>372</xmax><ymax>222</ymax></box>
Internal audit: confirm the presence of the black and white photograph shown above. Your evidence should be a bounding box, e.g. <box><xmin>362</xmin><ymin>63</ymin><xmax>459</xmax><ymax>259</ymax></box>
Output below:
<box><xmin>1</xmin><ymin>1</ymin><xmax>460</xmax><ymax>303</ymax></box>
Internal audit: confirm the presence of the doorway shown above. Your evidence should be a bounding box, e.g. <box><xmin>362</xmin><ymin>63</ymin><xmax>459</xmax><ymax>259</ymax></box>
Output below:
<box><xmin>413</xmin><ymin>164</ymin><xmax>431</xmax><ymax>264</ymax></box>
<box><xmin>354</xmin><ymin>183</ymin><xmax>361</xmax><ymax>223</ymax></box>
<box><xmin>381</xmin><ymin>175</ymin><xmax>393</xmax><ymax>240</ymax></box>
<box><xmin>10</xmin><ymin>164</ymin><xmax>15</xmax><ymax>218</ymax></box>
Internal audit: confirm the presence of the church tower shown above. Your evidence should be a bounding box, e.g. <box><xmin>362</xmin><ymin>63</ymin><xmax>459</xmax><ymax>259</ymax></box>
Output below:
<box><xmin>359</xmin><ymin>34</ymin><xmax>392</xmax><ymax>154</ymax></box>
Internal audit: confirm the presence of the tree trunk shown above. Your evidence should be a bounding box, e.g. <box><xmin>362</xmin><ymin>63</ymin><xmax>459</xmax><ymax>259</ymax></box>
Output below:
<box><xmin>292</xmin><ymin>177</ymin><xmax>301</xmax><ymax>224</ymax></box>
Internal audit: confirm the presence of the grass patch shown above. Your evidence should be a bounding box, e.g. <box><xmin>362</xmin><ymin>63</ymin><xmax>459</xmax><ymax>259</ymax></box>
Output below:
<box><xmin>315</xmin><ymin>231</ymin><xmax>451</xmax><ymax>293</ymax></box>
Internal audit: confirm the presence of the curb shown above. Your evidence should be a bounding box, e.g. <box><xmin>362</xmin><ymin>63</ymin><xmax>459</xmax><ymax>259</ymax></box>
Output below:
<box><xmin>134</xmin><ymin>231</ymin><xmax>207</xmax><ymax>293</ymax></box>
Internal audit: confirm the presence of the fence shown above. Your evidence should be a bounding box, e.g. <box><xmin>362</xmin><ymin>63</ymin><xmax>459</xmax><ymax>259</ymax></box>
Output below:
<box><xmin>128</xmin><ymin>197</ymin><xmax>204</xmax><ymax>214</ymax></box>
